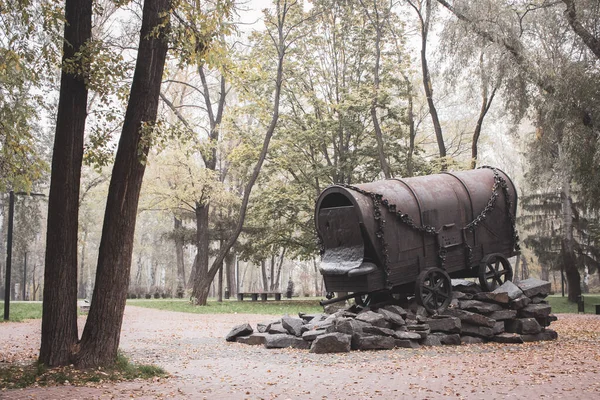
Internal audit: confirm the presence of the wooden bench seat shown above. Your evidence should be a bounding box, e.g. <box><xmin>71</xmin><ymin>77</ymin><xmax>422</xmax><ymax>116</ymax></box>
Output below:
<box><xmin>237</xmin><ymin>292</ymin><xmax>282</xmax><ymax>301</ymax></box>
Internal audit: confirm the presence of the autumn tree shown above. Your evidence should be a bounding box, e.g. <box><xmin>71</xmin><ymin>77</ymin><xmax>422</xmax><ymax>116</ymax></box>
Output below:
<box><xmin>39</xmin><ymin>0</ymin><xmax>93</xmax><ymax>367</ymax></box>
<box><xmin>405</xmin><ymin>0</ymin><xmax>447</xmax><ymax>168</ymax></box>
<box><xmin>188</xmin><ymin>0</ymin><xmax>307</xmax><ymax>305</ymax></box>
<box><xmin>40</xmin><ymin>0</ymin><xmax>171</xmax><ymax>367</ymax></box>
<box><xmin>438</xmin><ymin>0</ymin><xmax>600</xmax><ymax>300</ymax></box>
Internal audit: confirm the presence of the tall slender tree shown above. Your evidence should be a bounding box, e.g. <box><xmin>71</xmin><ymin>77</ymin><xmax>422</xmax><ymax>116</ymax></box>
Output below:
<box><xmin>73</xmin><ymin>0</ymin><xmax>171</xmax><ymax>367</ymax></box>
<box><xmin>39</xmin><ymin>0</ymin><xmax>93</xmax><ymax>367</ymax></box>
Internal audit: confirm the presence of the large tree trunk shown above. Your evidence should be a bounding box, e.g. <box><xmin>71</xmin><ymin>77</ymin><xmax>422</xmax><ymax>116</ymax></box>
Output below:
<box><xmin>191</xmin><ymin>0</ymin><xmax>292</xmax><ymax>305</ymax></box>
<box><xmin>560</xmin><ymin>174</ymin><xmax>581</xmax><ymax>302</ymax></box>
<box><xmin>272</xmin><ymin>248</ymin><xmax>285</xmax><ymax>292</ymax></box>
<box><xmin>174</xmin><ymin>216</ymin><xmax>186</xmax><ymax>293</ymax></box>
<box><xmin>190</xmin><ymin>203</ymin><xmax>210</xmax><ymax>296</ymax></box>
<box><xmin>73</xmin><ymin>0</ymin><xmax>170</xmax><ymax>368</ymax></box>
<box><xmin>471</xmin><ymin>53</ymin><xmax>498</xmax><ymax>169</ymax></box>
<box><xmin>411</xmin><ymin>0</ymin><xmax>446</xmax><ymax>167</ymax></box>
<box><xmin>225</xmin><ymin>250</ymin><xmax>236</xmax><ymax>296</ymax></box>
<box><xmin>365</xmin><ymin>2</ymin><xmax>390</xmax><ymax>178</ymax></box>
<box><xmin>404</xmin><ymin>74</ymin><xmax>416</xmax><ymax>177</ymax></box>
<box><xmin>78</xmin><ymin>228</ymin><xmax>88</xmax><ymax>298</ymax></box>
<box><xmin>39</xmin><ymin>0</ymin><xmax>92</xmax><ymax>367</ymax></box>
<box><xmin>261</xmin><ymin>260</ymin><xmax>269</xmax><ymax>292</ymax></box>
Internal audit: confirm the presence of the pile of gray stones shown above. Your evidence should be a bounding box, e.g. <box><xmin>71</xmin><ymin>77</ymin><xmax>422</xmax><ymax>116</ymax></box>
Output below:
<box><xmin>225</xmin><ymin>278</ymin><xmax>558</xmax><ymax>354</ymax></box>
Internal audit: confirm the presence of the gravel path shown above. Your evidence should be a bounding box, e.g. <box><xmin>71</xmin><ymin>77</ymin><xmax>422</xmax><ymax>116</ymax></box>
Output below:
<box><xmin>1</xmin><ymin>306</ymin><xmax>600</xmax><ymax>399</ymax></box>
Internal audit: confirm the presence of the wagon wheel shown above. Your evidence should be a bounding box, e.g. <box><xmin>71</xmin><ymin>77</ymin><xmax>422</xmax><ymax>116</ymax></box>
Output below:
<box><xmin>415</xmin><ymin>268</ymin><xmax>452</xmax><ymax>314</ymax></box>
<box><xmin>479</xmin><ymin>253</ymin><xmax>513</xmax><ymax>291</ymax></box>
<box><xmin>355</xmin><ymin>294</ymin><xmax>372</xmax><ymax>307</ymax></box>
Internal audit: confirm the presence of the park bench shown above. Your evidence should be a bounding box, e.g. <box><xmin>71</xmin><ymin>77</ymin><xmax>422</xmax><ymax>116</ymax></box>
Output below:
<box><xmin>237</xmin><ymin>292</ymin><xmax>282</xmax><ymax>301</ymax></box>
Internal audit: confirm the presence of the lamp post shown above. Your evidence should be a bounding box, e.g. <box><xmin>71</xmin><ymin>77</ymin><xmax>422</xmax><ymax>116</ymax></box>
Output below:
<box><xmin>3</xmin><ymin>191</ymin><xmax>15</xmax><ymax>321</ymax></box>
<box><xmin>4</xmin><ymin>190</ymin><xmax>45</xmax><ymax>320</ymax></box>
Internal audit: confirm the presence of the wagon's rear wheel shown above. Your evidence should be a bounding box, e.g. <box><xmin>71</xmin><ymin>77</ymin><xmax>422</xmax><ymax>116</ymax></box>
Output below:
<box><xmin>479</xmin><ymin>253</ymin><xmax>513</xmax><ymax>291</ymax></box>
<box><xmin>416</xmin><ymin>268</ymin><xmax>452</xmax><ymax>314</ymax></box>
<box><xmin>355</xmin><ymin>294</ymin><xmax>371</xmax><ymax>307</ymax></box>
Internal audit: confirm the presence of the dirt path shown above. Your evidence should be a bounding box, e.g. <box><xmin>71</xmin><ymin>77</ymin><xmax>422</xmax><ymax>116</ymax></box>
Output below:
<box><xmin>1</xmin><ymin>307</ymin><xmax>600</xmax><ymax>399</ymax></box>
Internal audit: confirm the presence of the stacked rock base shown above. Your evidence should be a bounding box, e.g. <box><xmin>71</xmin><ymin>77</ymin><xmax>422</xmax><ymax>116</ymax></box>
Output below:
<box><xmin>226</xmin><ymin>278</ymin><xmax>558</xmax><ymax>353</ymax></box>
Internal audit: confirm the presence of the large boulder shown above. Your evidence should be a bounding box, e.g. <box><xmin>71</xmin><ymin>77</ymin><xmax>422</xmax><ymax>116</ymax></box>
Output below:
<box><xmin>516</xmin><ymin>278</ymin><xmax>552</xmax><ymax>298</ymax></box>
<box><xmin>510</xmin><ymin>295</ymin><xmax>532</xmax><ymax>310</ymax></box>
<box><xmin>356</xmin><ymin>310</ymin><xmax>390</xmax><ymax>328</ymax></box>
<box><xmin>430</xmin><ymin>332</ymin><xmax>461</xmax><ymax>346</ymax></box>
<box><xmin>473</xmin><ymin>291</ymin><xmax>510</xmax><ymax>304</ymax></box>
<box><xmin>335</xmin><ymin>318</ymin><xmax>370</xmax><ymax>335</ymax></box>
<box><xmin>505</xmin><ymin>318</ymin><xmax>542</xmax><ymax>335</ymax></box>
<box><xmin>267</xmin><ymin>322</ymin><xmax>289</xmax><ymax>335</ymax></box>
<box><xmin>452</xmin><ymin>279</ymin><xmax>483</xmax><ymax>294</ymax></box>
<box><xmin>487</xmin><ymin>309</ymin><xmax>518</xmax><ymax>321</ymax></box>
<box><xmin>382</xmin><ymin>305</ymin><xmax>408</xmax><ymax>319</ymax></box>
<box><xmin>493</xmin><ymin>333</ymin><xmax>524</xmax><ymax>344</ymax></box>
<box><xmin>282</xmin><ymin>316</ymin><xmax>304</xmax><ymax>337</ymax></box>
<box><xmin>492</xmin><ymin>281</ymin><xmax>524</xmax><ymax>300</ymax></box>
<box><xmin>236</xmin><ymin>333</ymin><xmax>268</xmax><ymax>345</ymax></box>
<box><xmin>309</xmin><ymin>333</ymin><xmax>351</xmax><ymax>354</ymax></box>
<box><xmin>265</xmin><ymin>334</ymin><xmax>310</xmax><ymax>349</ymax></box>
<box><xmin>424</xmin><ymin>316</ymin><xmax>461</xmax><ymax>333</ymax></box>
<box><xmin>518</xmin><ymin>304</ymin><xmax>552</xmax><ymax>319</ymax></box>
<box><xmin>226</xmin><ymin>323</ymin><xmax>253</xmax><ymax>342</ymax></box>
<box><xmin>459</xmin><ymin>300</ymin><xmax>504</xmax><ymax>313</ymax></box>
<box><xmin>376</xmin><ymin>308</ymin><xmax>406</xmax><ymax>327</ymax></box>
<box><xmin>461</xmin><ymin>323</ymin><xmax>494</xmax><ymax>338</ymax></box>
<box><xmin>363</xmin><ymin>326</ymin><xmax>396</xmax><ymax>337</ymax></box>
<box><xmin>353</xmin><ymin>334</ymin><xmax>396</xmax><ymax>350</ymax></box>
<box><xmin>420</xmin><ymin>335</ymin><xmax>442</xmax><ymax>346</ymax></box>
<box><xmin>394</xmin><ymin>331</ymin><xmax>423</xmax><ymax>340</ymax></box>
<box><xmin>493</xmin><ymin>321</ymin><xmax>505</xmax><ymax>335</ymax></box>
<box><xmin>302</xmin><ymin>329</ymin><xmax>328</xmax><ymax>341</ymax></box>
<box><xmin>443</xmin><ymin>308</ymin><xmax>496</xmax><ymax>328</ymax></box>
<box><xmin>521</xmin><ymin>329</ymin><xmax>558</xmax><ymax>342</ymax></box>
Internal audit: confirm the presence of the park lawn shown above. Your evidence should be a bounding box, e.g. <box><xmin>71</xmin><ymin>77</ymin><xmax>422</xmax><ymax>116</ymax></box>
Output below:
<box><xmin>4</xmin><ymin>295</ymin><xmax>599</xmax><ymax>321</ymax></box>
<box><xmin>546</xmin><ymin>294</ymin><xmax>600</xmax><ymax>314</ymax></box>
<box><xmin>126</xmin><ymin>298</ymin><xmax>324</xmax><ymax>315</ymax></box>
<box><xmin>0</xmin><ymin>302</ymin><xmax>43</xmax><ymax>322</ymax></box>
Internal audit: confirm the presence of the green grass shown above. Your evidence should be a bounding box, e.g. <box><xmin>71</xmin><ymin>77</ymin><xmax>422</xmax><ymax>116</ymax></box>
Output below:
<box><xmin>126</xmin><ymin>298</ymin><xmax>324</xmax><ymax>315</ymax></box>
<box><xmin>3</xmin><ymin>296</ymin><xmax>599</xmax><ymax>320</ymax></box>
<box><xmin>0</xmin><ymin>351</ymin><xmax>166</xmax><ymax>389</ymax></box>
<box><xmin>0</xmin><ymin>302</ymin><xmax>43</xmax><ymax>322</ymax></box>
<box><xmin>546</xmin><ymin>294</ymin><xmax>600</xmax><ymax>314</ymax></box>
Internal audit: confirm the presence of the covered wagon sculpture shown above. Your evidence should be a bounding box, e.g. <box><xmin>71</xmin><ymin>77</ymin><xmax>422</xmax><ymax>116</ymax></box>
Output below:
<box><xmin>316</xmin><ymin>167</ymin><xmax>520</xmax><ymax>313</ymax></box>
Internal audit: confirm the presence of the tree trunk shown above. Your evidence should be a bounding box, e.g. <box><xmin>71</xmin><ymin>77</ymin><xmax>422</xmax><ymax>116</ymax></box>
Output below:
<box><xmin>78</xmin><ymin>228</ymin><xmax>88</xmax><ymax>298</ymax></box>
<box><xmin>39</xmin><ymin>0</ymin><xmax>92</xmax><ymax>368</ymax></box>
<box><xmin>174</xmin><ymin>216</ymin><xmax>186</xmax><ymax>293</ymax></box>
<box><xmin>225</xmin><ymin>250</ymin><xmax>235</xmax><ymax>296</ymax></box>
<box><xmin>414</xmin><ymin>0</ymin><xmax>446</xmax><ymax>167</ymax></box>
<box><xmin>191</xmin><ymin>202</ymin><xmax>210</xmax><ymax>297</ymax></box>
<box><xmin>366</xmin><ymin>4</ymin><xmax>390</xmax><ymax>178</ymax></box>
<box><xmin>73</xmin><ymin>0</ymin><xmax>170</xmax><ymax>368</ymax></box>
<box><xmin>273</xmin><ymin>248</ymin><xmax>285</xmax><ymax>292</ymax></box>
<box><xmin>313</xmin><ymin>257</ymin><xmax>319</xmax><ymax>296</ymax></box>
<box><xmin>191</xmin><ymin>0</ymin><xmax>292</xmax><ymax>305</ymax></box>
<box><xmin>471</xmin><ymin>53</ymin><xmax>498</xmax><ymax>169</ymax></box>
<box><xmin>261</xmin><ymin>260</ymin><xmax>269</xmax><ymax>292</ymax></box>
<box><xmin>404</xmin><ymin>74</ymin><xmax>416</xmax><ymax>177</ymax></box>
<box><xmin>560</xmin><ymin>174</ymin><xmax>581</xmax><ymax>302</ymax></box>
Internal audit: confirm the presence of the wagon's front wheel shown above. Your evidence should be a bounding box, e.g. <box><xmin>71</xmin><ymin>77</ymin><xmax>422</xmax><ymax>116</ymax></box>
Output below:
<box><xmin>479</xmin><ymin>253</ymin><xmax>513</xmax><ymax>291</ymax></box>
<box><xmin>416</xmin><ymin>268</ymin><xmax>452</xmax><ymax>314</ymax></box>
